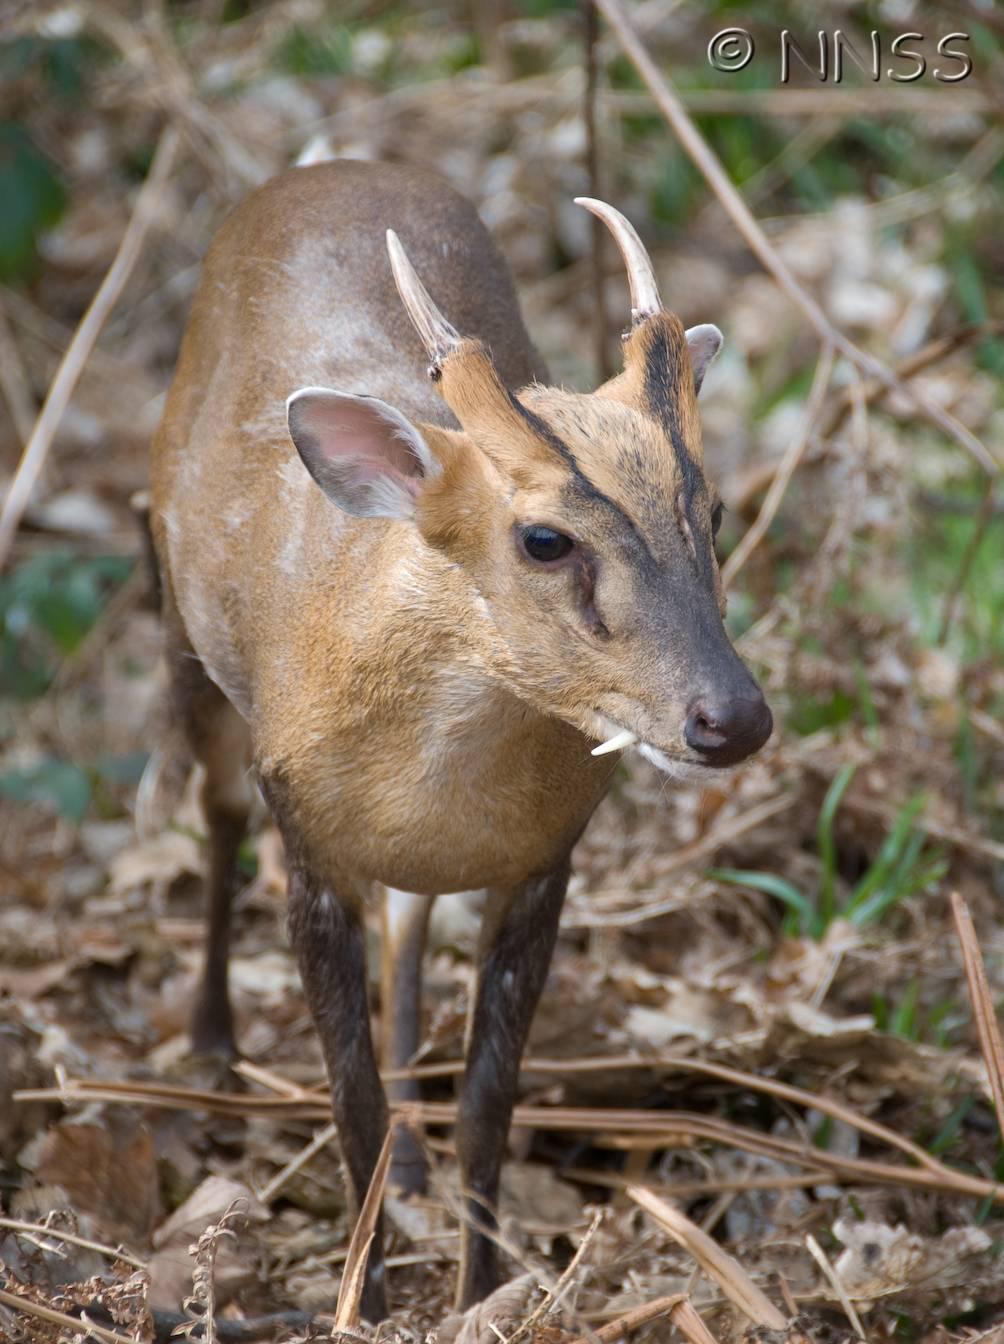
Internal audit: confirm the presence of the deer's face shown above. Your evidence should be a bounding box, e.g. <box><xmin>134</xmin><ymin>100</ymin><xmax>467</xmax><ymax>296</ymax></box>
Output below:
<box><xmin>286</xmin><ymin>202</ymin><xmax>771</xmax><ymax>773</ymax></box>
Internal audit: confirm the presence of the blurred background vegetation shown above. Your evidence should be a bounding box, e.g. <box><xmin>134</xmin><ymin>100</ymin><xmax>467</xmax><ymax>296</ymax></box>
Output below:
<box><xmin>1</xmin><ymin>1</ymin><xmax>1004</xmax><ymax>1329</ymax></box>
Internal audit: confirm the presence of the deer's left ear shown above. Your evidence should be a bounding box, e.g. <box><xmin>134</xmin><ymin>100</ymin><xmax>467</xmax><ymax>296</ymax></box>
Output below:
<box><xmin>686</xmin><ymin>324</ymin><xmax>723</xmax><ymax>395</ymax></box>
<box><xmin>286</xmin><ymin>388</ymin><xmax>441</xmax><ymax>520</ymax></box>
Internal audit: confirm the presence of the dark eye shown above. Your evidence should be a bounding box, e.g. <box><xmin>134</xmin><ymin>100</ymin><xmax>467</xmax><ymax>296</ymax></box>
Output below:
<box><xmin>520</xmin><ymin>525</ymin><xmax>574</xmax><ymax>564</ymax></box>
<box><xmin>711</xmin><ymin>501</ymin><xmax>725</xmax><ymax>537</ymax></box>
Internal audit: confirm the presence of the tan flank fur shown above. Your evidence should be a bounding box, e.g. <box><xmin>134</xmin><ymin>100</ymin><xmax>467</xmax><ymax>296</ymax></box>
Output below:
<box><xmin>149</xmin><ymin>159</ymin><xmax>772</xmax><ymax>1319</ymax></box>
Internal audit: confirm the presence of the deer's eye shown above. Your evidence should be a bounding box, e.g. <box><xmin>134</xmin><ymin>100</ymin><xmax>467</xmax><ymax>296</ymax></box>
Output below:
<box><xmin>711</xmin><ymin>501</ymin><xmax>724</xmax><ymax>537</ymax></box>
<box><xmin>520</xmin><ymin>525</ymin><xmax>574</xmax><ymax>564</ymax></box>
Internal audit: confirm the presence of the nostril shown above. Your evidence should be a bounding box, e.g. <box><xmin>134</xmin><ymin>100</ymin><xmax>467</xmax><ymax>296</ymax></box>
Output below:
<box><xmin>685</xmin><ymin>701</ymin><xmax>727</xmax><ymax>754</ymax></box>
<box><xmin>686</xmin><ymin>692</ymin><xmax>772</xmax><ymax>765</ymax></box>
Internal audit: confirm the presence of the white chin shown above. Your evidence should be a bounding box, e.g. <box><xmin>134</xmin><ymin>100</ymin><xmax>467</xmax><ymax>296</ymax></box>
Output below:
<box><xmin>637</xmin><ymin>743</ymin><xmax>726</xmax><ymax>782</ymax></box>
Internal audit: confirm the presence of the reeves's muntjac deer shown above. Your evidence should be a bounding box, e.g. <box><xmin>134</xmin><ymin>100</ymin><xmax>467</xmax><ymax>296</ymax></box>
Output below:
<box><xmin>149</xmin><ymin>159</ymin><xmax>772</xmax><ymax>1320</ymax></box>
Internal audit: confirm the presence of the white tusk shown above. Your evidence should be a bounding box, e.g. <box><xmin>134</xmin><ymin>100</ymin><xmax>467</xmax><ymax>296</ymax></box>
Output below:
<box><xmin>591</xmin><ymin>729</ymin><xmax>638</xmax><ymax>757</ymax></box>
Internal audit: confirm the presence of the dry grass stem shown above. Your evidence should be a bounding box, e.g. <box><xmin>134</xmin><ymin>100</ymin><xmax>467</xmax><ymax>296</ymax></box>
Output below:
<box><xmin>0</xmin><ymin>1216</ymin><xmax>147</xmax><ymax>1270</ymax></box>
<box><xmin>804</xmin><ymin>1233</ymin><xmax>865</xmax><ymax>1339</ymax></box>
<box><xmin>0</xmin><ymin>300</ymin><xmax>36</xmax><ymax>449</ymax></box>
<box><xmin>721</xmin><ymin>344</ymin><xmax>835</xmax><ymax>587</ymax></box>
<box><xmin>0</xmin><ymin>123</ymin><xmax>181</xmax><ymax>568</ymax></box>
<box><xmin>627</xmin><ymin>1187</ymin><xmax>787</xmax><ymax>1329</ymax></box>
<box><xmin>19</xmin><ymin>1044</ymin><xmax>1003</xmax><ymax>1208</ymax></box>
<box><xmin>667</xmin><ymin>1299</ymin><xmax>722</xmax><ymax>1344</ymax></box>
<box><xmin>258</xmin><ymin>1120</ymin><xmax>339</xmax><ymax>1203</ymax></box>
<box><xmin>333</xmin><ymin>1124</ymin><xmax>394</xmax><ymax>1329</ymax></box>
<box><xmin>951</xmin><ymin>890</ymin><xmax>1004</xmax><ymax>1141</ymax></box>
<box><xmin>566</xmin><ymin>1293</ymin><xmax>686</xmax><ymax>1344</ymax></box>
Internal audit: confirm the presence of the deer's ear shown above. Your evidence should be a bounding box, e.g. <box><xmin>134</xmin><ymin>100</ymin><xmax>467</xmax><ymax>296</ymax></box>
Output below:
<box><xmin>286</xmin><ymin>388</ymin><xmax>440</xmax><ymax>519</ymax></box>
<box><xmin>686</xmin><ymin>324</ymin><xmax>723</xmax><ymax>395</ymax></box>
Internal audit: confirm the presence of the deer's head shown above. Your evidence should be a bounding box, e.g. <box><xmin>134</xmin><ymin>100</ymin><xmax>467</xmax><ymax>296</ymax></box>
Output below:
<box><xmin>286</xmin><ymin>200</ymin><xmax>771</xmax><ymax>773</ymax></box>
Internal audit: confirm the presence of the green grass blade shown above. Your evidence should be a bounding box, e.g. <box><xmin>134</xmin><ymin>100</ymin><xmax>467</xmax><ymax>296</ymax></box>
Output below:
<box><xmin>844</xmin><ymin>793</ymin><xmax>927</xmax><ymax>924</ymax></box>
<box><xmin>708</xmin><ymin>867</ymin><xmax>817</xmax><ymax>936</ymax></box>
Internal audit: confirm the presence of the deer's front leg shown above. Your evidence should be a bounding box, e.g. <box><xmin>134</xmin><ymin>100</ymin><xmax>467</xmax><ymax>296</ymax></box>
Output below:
<box><xmin>287</xmin><ymin>866</ymin><xmax>389</xmax><ymax>1323</ymax></box>
<box><xmin>455</xmin><ymin>859</ymin><xmax>570</xmax><ymax>1309</ymax></box>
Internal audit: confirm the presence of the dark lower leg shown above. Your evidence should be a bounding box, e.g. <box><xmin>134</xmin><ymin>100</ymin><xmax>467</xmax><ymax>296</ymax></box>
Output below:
<box><xmin>191</xmin><ymin>805</ymin><xmax>246</xmax><ymax>1057</ymax></box>
<box><xmin>455</xmin><ymin>861</ymin><xmax>570</xmax><ymax>1308</ymax></box>
<box><xmin>288</xmin><ymin>868</ymin><xmax>390</xmax><ymax>1323</ymax></box>
<box><xmin>163</xmin><ymin>615</ymin><xmax>251</xmax><ymax>1062</ymax></box>
<box><xmin>381</xmin><ymin>890</ymin><xmax>434</xmax><ymax>1195</ymax></box>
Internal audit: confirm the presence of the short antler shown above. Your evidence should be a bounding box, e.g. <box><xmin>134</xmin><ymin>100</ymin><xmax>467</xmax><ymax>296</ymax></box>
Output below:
<box><xmin>386</xmin><ymin>229</ymin><xmax>462</xmax><ymax>369</ymax></box>
<box><xmin>574</xmin><ymin>197</ymin><xmax>662</xmax><ymax>328</ymax></box>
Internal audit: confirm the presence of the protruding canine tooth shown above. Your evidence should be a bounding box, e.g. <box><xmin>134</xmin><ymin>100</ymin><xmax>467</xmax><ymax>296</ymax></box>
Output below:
<box><xmin>591</xmin><ymin>729</ymin><xmax>638</xmax><ymax>757</ymax></box>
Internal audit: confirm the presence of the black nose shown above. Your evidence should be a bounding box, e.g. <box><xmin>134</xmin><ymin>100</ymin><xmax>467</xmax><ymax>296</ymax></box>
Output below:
<box><xmin>685</xmin><ymin>692</ymin><xmax>773</xmax><ymax>767</ymax></box>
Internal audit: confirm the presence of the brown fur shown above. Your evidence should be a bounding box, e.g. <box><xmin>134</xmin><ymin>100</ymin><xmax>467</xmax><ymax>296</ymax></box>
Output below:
<box><xmin>149</xmin><ymin>159</ymin><xmax>768</xmax><ymax>1319</ymax></box>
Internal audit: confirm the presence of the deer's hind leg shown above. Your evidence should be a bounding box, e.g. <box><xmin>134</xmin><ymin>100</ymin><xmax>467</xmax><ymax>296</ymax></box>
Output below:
<box><xmin>380</xmin><ymin>888</ymin><xmax>435</xmax><ymax>1195</ymax></box>
<box><xmin>163</xmin><ymin>598</ymin><xmax>254</xmax><ymax>1059</ymax></box>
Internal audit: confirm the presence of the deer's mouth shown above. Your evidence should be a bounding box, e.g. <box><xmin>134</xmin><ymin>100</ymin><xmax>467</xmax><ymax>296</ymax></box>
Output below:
<box><xmin>589</xmin><ymin>720</ymin><xmax>737</xmax><ymax>781</ymax></box>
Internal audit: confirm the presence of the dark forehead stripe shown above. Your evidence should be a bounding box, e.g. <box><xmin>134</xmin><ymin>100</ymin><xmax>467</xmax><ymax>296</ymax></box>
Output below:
<box><xmin>642</xmin><ymin>323</ymin><xmax>700</xmax><ymax>499</ymax></box>
<box><xmin>507</xmin><ymin>391</ymin><xmax>658</xmax><ymax>570</ymax></box>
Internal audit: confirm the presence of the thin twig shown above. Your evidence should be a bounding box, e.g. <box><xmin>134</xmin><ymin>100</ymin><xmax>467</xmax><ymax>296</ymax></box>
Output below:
<box><xmin>951</xmin><ymin>891</ymin><xmax>1004</xmax><ymax>1142</ymax></box>
<box><xmin>0</xmin><ymin>123</ymin><xmax>180</xmax><ymax>568</ymax></box>
<box><xmin>721</xmin><ymin>345</ymin><xmax>835</xmax><ymax>587</ymax></box>
<box><xmin>0</xmin><ymin>1288</ymin><xmax>141</xmax><ymax>1344</ymax></box>
<box><xmin>582</xmin><ymin>0</ymin><xmax>611</xmax><ymax>381</ymax></box>
<box><xmin>0</xmin><ymin>1216</ymin><xmax>146</xmax><ymax>1269</ymax></box>
<box><xmin>727</xmin><ymin>324</ymin><xmax>1002</xmax><ymax>515</ymax></box>
<box><xmin>937</xmin><ymin>475</ymin><xmax>997</xmax><ymax>644</ymax></box>
<box><xmin>258</xmin><ymin>1121</ymin><xmax>338</xmax><ymax>1203</ymax></box>
<box><xmin>591</xmin><ymin>0</ymin><xmax>999</xmax><ymax>479</ymax></box>
<box><xmin>565</xmin><ymin>1294</ymin><xmax>686</xmax><ymax>1344</ymax></box>
<box><xmin>805</xmin><ymin>1233</ymin><xmax>865</xmax><ymax>1339</ymax></box>
<box><xmin>505</xmin><ymin>1210</ymin><xmax>603</xmax><ymax>1344</ymax></box>
<box><xmin>0</xmin><ymin>299</ymin><xmax>35</xmax><ymax>449</ymax></box>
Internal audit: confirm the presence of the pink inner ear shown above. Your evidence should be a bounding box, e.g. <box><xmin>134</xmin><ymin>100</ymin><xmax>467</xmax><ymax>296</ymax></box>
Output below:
<box><xmin>299</xmin><ymin>395</ymin><xmax>424</xmax><ymax>483</ymax></box>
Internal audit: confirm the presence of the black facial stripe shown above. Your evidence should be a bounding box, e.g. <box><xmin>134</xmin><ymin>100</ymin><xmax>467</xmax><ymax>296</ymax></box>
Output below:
<box><xmin>507</xmin><ymin>391</ymin><xmax>658</xmax><ymax>573</ymax></box>
<box><xmin>642</xmin><ymin>325</ymin><xmax>700</xmax><ymax>501</ymax></box>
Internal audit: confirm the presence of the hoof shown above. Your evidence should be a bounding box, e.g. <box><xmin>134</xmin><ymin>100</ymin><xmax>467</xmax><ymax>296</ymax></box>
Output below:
<box><xmin>190</xmin><ymin>998</ymin><xmax>238</xmax><ymax>1064</ymax></box>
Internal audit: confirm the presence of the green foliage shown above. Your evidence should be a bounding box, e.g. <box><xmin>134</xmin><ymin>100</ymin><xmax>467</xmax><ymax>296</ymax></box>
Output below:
<box><xmin>0</xmin><ymin>758</ymin><xmax>91</xmax><ymax>821</ymax></box>
<box><xmin>0</xmin><ymin>122</ymin><xmax>66</xmax><ymax>282</ymax></box>
<box><xmin>274</xmin><ymin>24</ymin><xmax>354</xmax><ymax>77</ymax></box>
<box><xmin>0</xmin><ymin>751</ymin><xmax>146</xmax><ymax>823</ymax></box>
<box><xmin>709</xmin><ymin>766</ymin><xmax>947</xmax><ymax>939</ymax></box>
<box><xmin>907</xmin><ymin>483</ymin><xmax>1004</xmax><ymax>662</ymax></box>
<box><xmin>0</xmin><ymin>34</ymin><xmax>99</xmax><ymax>100</ymax></box>
<box><xmin>0</xmin><ymin>551</ymin><xmax>133</xmax><ymax>700</ymax></box>
<box><xmin>786</xmin><ymin>688</ymin><xmax>857</xmax><ymax>736</ymax></box>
